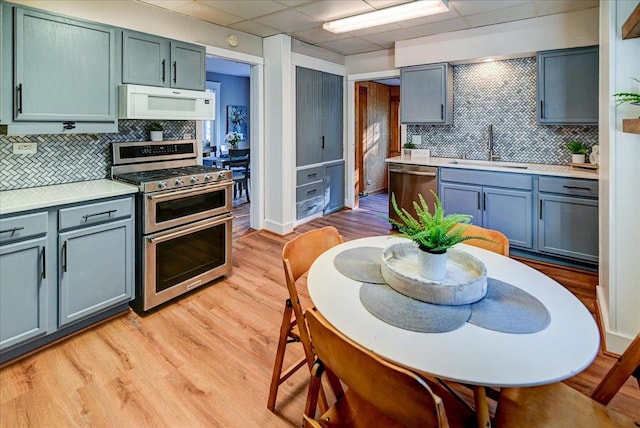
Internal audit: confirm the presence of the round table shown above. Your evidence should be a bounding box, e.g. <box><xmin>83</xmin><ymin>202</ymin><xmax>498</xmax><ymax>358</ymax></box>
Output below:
<box><xmin>307</xmin><ymin>235</ymin><xmax>600</xmax><ymax>389</ymax></box>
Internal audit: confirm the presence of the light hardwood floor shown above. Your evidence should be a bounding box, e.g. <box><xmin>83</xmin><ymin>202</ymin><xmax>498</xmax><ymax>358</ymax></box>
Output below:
<box><xmin>1</xmin><ymin>193</ymin><xmax>638</xmax><ymax>427</ymax></box>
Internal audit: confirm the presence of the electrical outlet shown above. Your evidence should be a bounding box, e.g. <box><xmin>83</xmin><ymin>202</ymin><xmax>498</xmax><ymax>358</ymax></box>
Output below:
<box><xmin>411</xmin><ymin>135</ymin><xmax>422</xmax><ymax>145</ymax></box>
<box><xmin>183</xmin><ymin>133</ymin><xmax>193</xmax><ymax>140</ymax></box>
<box><xmin>367</xmin><ymin>179</ymin><xmax>372</xmax><ymax>185</ymax></box>
<box><xmin>13</xmin><ymin>142</ymin><xmax>37</xmax><ymax>154</ymax></box>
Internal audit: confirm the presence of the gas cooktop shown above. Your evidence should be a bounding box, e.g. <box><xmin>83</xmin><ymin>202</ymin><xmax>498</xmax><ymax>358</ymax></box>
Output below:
<box><xmin>114</xmin><ymin>165</ymin><xmax>232</xmax><ymax>193</ymax></box>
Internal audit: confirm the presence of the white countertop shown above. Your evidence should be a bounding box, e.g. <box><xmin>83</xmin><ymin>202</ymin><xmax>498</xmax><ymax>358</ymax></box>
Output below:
<box><xmin>387</xmin><ymin>155</ymin><xmax>600</xmax><ymax>180</ymax></box>
<box><xmin>0</xmin><ymin>180</ymin><xmax>139</xmax><ymax>216</ymax></box>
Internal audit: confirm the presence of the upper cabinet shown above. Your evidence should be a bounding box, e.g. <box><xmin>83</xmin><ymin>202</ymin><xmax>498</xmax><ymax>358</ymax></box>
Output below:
<box><xmin>122</xmin><ymin>30</ymin><xmax>205</xmax><ymax>91</ymax></box>
<box><xmin>537</xmin><ymin>46</ymin><xmax>599</xmax><ymax>125</ymax></box>
<box><xmin>296</xmin><ymin>67</ymin><xmax>344</xmax><ymax>167</ymax></box>
<box><xmin>13</xmin><ymin>6</ymin><xmax>116</xmax><ymax>123</ymax></box>
<box><xmin>400</xmin><ymin>63</ymin><xmax>453</xmax><ymax>125</ymax></box>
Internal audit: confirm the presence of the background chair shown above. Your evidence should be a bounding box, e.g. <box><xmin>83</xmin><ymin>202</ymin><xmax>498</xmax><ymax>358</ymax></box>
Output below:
<box><xmin>460</xmin><ymin>224</ymin><xmax>510</xmax><ymax>256</ymax></box>
<box><xmin>267</xmin><ymin>226</ymin><xmax>344</xmax><ymax>412</ymax></box>
<box><xmin>303</xmin><ymin>308</ymin><xmax>476</xmax><ymax>427</ymax></box>
<box><xmin>495</xmin><ymin>333</ymin><xmax>640</xmax><ymax>427</ymax></box>
<box><xmin>228</xmin><ymin>148</ymin><xmax>250</xmax><ymax>202</ymax></box>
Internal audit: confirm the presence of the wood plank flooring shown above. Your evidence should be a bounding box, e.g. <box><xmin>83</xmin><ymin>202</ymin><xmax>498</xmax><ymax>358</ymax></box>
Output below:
<box><xmin>1</xmin><ymin>193</ymin><xmax>638</xmax><ymax>427</ymax></box>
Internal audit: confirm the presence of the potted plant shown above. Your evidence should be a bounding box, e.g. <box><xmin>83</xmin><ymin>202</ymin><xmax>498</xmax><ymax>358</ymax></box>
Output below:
<box><xmin>389</xmin><ymin>191</ymin><xmax>491</xmax><ymax>281</ymax></box>
<box><xmin>147</xmin><ymin>122</ymin><xmax>163</xmax><ymax>142</ymax></box>
<box><xmin>403</xmin><ymin>142</ymin><xmax>416</xmax><ymax>156</ymax></box>
<box><xmin>225</xmin><ymin>131</ymin><xmax>243</xmax><ymax>148</ymax></box>
<box><xmin>613</xmin><ymin>77</ymin><xmax>640</xmax><ymax>134</ymax></box>
<box><xmin>565</xmin><ymin>140</ymin><xmax>588</xmax><ymax>164</ymax></box>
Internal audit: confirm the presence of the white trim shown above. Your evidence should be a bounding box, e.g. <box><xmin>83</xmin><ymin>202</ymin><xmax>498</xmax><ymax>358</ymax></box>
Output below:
<box><xmin>263</xmin><ymin>219</ymin><xmax>295</xmax><ymax>236</ymax></box>
<box><xmin>597</xmin><ymin>285</ymin><xmax>633</xmax><ymax>354</ymax></box>
<box><xmin>204</xmin><ymin>45</ymin><xmax>264</xmax><ymax>66</ymax></box>
<box><xmin>292</xmin><ymin>52</ymin><xmax>346</xmax><ymax>76</ymax></box>
<box><xmin>250</xmin><ymin>64</ymin><xmax>264</xmax><ymax>231</ymax></box>
<box><xmin>349</xmin><ymin>70</ymin><xmax>400</xmax><ymax>82</ymax></box>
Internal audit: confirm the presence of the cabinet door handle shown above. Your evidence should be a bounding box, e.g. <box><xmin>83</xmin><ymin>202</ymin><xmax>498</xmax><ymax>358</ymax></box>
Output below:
<box><xmin>483</xmin><ymin>193</ymin><xmax>486</xmax><ymax>211</ymax></box>
<box><xmin>82</xmin><ymin>209</ymin><xmax>117</xmax><ymax>221</ymax></box>
<box><xmin>562</xmin><ymin>185</ymin><xmax>592</xmax><ymax>191</ymax></box>
<box><xmin>62</xmin><ymin>241</ymin><xmax>68</xmax><ymax>273</ymax></box>
<box><xmin>173</xmin><ymin>61</ymin><xmax>177</xmax><ymax>84</ymax></box>
<box><xmin>307</xmin><ymin>173</ymin><xmax>317</xmax><ymax>178</ymax></box>
<box><xmin>0</xmin><ymin>226</ymin><xmax>24</xmax><ymax>235</ymax></box>
<box><xmin>539</xmin><ymin>199</ymin><xmax>543</xmax><ymax>220</ymax></box>
<box><xmin>62</xmin><ymin>121</ymin><xmax>76</xmax><ymax>130</ymax></box>
<box><xmin>477</xmin><ymin>193</ymin><xmax>481</xmax><ymax>210</ymax></box>
<box><xmin>307</xmin><ymin>189</ymin><xmax>318</xmax><ymax>194</ymax></box>
<box><xmin>41</xmin><ymin>247</ymin><xmax>46</xmax><ymax>280</ymax></box>
<box><xmin>540</xmin><ymin>100</ymin><xmax>544</xmax><ymax>119</ymax></box>
<box><xmin>441</xmin><ymin>104</ymin><xmax>444</xmax><ymax>120</ymax></box>
<box><xmin>162</xmin><ymin>59</ymin><xmax>166</xmax><ymax>82</ymax></box>
<box><xmin>321</xmin><ymin>136</ymin><xmax>325</xmax><ymax>150</ymax></box>
<box><xmin>17</xmin><ymin>83</ymin><xmax>23</xmax><ymax>114</ymax></box>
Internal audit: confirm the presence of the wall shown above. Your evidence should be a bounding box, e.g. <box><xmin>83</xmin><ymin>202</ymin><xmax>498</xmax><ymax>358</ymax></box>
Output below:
<box><xmin>0</xmin><ymin>120</ymin><xmax>195</xmax><ymax>190</ymax></box>
<box><xmin>406</xmin><ymin>58</ymin><xmax>599</xmax><ymax>164</ymax></box>
<box><xmin>356</xmin><ymin>82</ymin><xmax>393</xmax><ymax>194</ymax></box>
<box><xmin>206</xmin><ymin>72</ymin><xmax>250</xmax><ymax>150</ymax></box>
<box><xmin>597</xmin><ymin>0</ymin><xmax>640</xmax><ymax>354</ymax></box>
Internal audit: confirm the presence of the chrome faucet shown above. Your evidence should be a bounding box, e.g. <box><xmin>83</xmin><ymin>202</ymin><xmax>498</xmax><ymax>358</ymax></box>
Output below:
<box><xmin>488</xmin><ymin>124</ymin><xmax>500</xmax><ymax>161</ymax></box>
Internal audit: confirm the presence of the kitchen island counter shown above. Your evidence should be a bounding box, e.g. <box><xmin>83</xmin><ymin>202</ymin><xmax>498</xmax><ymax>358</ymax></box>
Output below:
<box><xmin>386</xmin><ymin>156</ymin><xmax>599</xmax><ymax>180</ymax></box>
<box><xmin>0</xmin><ymin>180</ymin><xmax>139</xmax><ymax>216</ymax></box>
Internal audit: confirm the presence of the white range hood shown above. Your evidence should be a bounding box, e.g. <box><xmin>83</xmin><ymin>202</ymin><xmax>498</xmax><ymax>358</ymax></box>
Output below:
<box><xmin>118</xmin><ymin>84</ymin><xmax>215</xmax><ymax>120</ymax></box>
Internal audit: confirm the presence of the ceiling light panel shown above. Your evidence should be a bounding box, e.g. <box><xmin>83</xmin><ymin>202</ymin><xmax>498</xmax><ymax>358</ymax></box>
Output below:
<box><xmin>323</xmin><ymin>0</ymin><xmax>449</xmax><ymax>33</ymax></box>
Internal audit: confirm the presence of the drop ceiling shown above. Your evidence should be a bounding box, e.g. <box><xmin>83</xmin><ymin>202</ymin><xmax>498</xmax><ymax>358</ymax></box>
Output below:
<box><xmin>136</xmin><ymin>0</ymin><xmax>599</xmax><ymax>56</ymax></box>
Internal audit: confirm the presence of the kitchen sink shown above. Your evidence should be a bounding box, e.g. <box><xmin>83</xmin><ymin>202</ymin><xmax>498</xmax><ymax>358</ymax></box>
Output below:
<box><xmin>448</xmin><ymin>159</ymin><xmax>529</xmax><ymax>169</ymax></box>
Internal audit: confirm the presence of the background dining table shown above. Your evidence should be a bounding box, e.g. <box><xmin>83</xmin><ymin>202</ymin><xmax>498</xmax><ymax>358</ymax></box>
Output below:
<box><xmin>307</xmin><ymin>235</ymin><xmax>601</xmax><ymax>427</ymax></box>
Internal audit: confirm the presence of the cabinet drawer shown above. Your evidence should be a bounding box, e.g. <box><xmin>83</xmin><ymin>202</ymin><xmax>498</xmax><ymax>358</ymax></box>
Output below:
<box><xmin>539</xmin><ymin>177</ymin><xmax>598</xmax><ymax>198</ymax></box>
<box><xmin>297</xmin><ymin>166</ymin><xmax>324</xmax><ymax>186</ymax></box>
<box><xmin>0</xmin><ymin>212</ymin><xmax>47</xmax><ymax>244</ymax></box>
<box><xmin>440</xmin><ymin>168</ymin><xmax>532</xmax><ymax>190</ymax></box>
<box><xmin>59</xmin><ymin>198</ymin><xmax>132</xmax><ymax>231</ymax></box>
<box><xmin>296</xmin><ymin>195</ymin><xmax>325</xmax><ymax>220</ymax></box>
<box><xmin>296</xmin><ymin>181</ymin><xmax>325</xmax><ymax>203</ymax></box>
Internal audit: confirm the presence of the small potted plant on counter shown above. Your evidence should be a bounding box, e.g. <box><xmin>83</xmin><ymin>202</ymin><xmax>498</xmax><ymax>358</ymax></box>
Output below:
<box><xmin>389</xmin><ymin>191</ymin><xmax>490</xmax><ymax>281</ymax></box>
<box><xmin>566</xmin><ymin>140</ymin><xmax>589</xmax><ymax>164</ymax></box>
<box><xmin>403</xmin><ymin>142</ymin><xmax>416</xmax><ymax>156</ymax></box>
<box><xmin>147</xmin><ymin>122</ymin><xmax>163</xmax><ymax>142</ymax></box>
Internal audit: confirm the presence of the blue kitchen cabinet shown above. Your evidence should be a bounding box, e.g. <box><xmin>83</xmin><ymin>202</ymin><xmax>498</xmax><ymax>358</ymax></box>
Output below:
<box><xmin>440</xmin><ymin>168</ymin><xmax>533</xmax><ymax>249</ymax></box>
<box><xmin>537</xmin><ymin>46</ymin><xmax>599</xmax><ymax>125</ymax></box>
<box><xmin>324</xmin><ymin>161</ymin><xmax>345</xmax><ymax>215</ymax></box>
<box><xmin>538</xmin><ymin>177</ymin><xmax>598</xmax><ymax>263</ymax></box>
<box><xmin>123</xmin><ymin>30</ymin><xmax>205</xmax><ymax>91</ymax></box>
<box><xmin>0</xmin><ymin>212</ymin><xmax>48</xmax><ymax>351</ymax></box>
<box><xmin>13</xmin><ymin>6</ymin><xmax>116</xmax><ymax>123</ymax></box>
<box><xmin>401</xmin><ymin>63</ymin><xmax>453</xmax><ymax>125</ymax></box>
<box><xmin>57</xmin><ymin>198</ymin><xmax>134</xmax><ymax>327</ymax></box>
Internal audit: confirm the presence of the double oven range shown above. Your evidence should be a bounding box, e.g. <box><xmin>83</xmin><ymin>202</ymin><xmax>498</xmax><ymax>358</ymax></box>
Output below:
<box><xmin>112</xmin><ymin>140</ymin><xmax>233</xmax><ymax>312</ymax></box>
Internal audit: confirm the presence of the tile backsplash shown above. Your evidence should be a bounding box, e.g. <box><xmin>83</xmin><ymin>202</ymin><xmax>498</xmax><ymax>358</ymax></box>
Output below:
<box><xmin>0</xmin><ymin>120</ymin><xmax>196</xmax><ymax>191</ymax></box>
<box><xmin>407</xmin><ymin>57</ymin><xmax>598</xmax><ymax>164</ymax></box>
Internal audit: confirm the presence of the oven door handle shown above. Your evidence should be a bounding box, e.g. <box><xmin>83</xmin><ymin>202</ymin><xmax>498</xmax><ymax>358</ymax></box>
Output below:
<box><xmin>146</xmin><ymin>182</ymin><xmax>231</xmax><ymax>200</ymax></box>
<box><xmin>147</xmin><ymin>213</ymin><xmax>233</xmax><ymax>244</ymax></box>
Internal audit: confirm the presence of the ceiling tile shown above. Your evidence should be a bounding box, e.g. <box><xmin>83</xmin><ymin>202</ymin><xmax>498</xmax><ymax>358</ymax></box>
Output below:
<box><xmin>450</xmin><ymin>0</ymin><xmax>531</xmax><ymax>16</ymax></box>
<box><xmin>465</xmin><ymin>3</ymin><xmax>536</xmax><ymax>27</ymax></box>
<box><xmin>137</xmin><ymin>0</ymin><xmax>194</xmax><ymax>11</ymax></box>
<box><xmin>275</xmin><ymin>0</ymin><xmax>313</xmax><ymax>6</ymax></box>
<box><xmin>359</xmin><ymin>27</ymin><xmax>412</xmax><ymax>46</ymax></box>
<box><xmin>404</xmin><ymin>17</ymin><xmax>470</xmax><ymax>38</ymax></box>
<box><xmin>533</xmin><ymin>0</ymin><xmax>599</xmax><ymax>17</ymax></box>
<box><xmin>175</xmin><ymin>2</ymin><xmax>244</xmax><ymax>26</ymax></box>
<box><xmin>320</xmin><ymin>37</ymin><xmax>381</xmax><ymax>55</ymax></box>
<box><xmin>349</xmin><ymin>22</ymin><xmax>403</xmax><ymax>37</ymax></box>
<box><xmin>253</xmin><ymin>9</ymin><xmax>319</xmax><ymax>32</ymax></box>
<box><xmin>295</xmin><ymin>1</ymin><xmax>374</xmax><ymax>21</ymax></box>
<box><xmin>291</xmin><ymin>26</ymin><xmax>355</xmax><ymax>44</ymax></box>
<box><xmin>199</xmin><ymin>0</ymin><xmax>287</xmax><ymax>20</ymax></box>
<box><xmin>396</xmin><ymin>8</ymin><xmax>461</xmax><ymax>27</ymax></box>
<box><xmin>229</xmin><ymin>20</ymin><xmax>282</xmax><ymax>37</ymax></box>
<box><xmin>364</xmin><ymin>0</ymin><xmax>413</xmax><ymax>8</ymax></box>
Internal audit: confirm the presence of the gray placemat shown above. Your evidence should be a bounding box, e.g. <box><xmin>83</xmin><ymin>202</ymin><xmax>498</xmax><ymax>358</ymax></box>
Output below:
<box><xmin>360</xmin><ymin>282</ymin><xmax>472</xmax><ymax>333</ymax></box>
<box><xmin>468</xmin><ymin>278</ymin><xmax>551</xmax><ymax>334</ymax></box>
<box><xmin>334</xmin><ymin>247</ymin><xmax>386</xmax><ymax>284</ymax></box>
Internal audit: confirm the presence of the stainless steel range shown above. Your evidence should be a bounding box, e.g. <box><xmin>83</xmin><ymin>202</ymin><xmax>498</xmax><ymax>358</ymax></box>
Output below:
<box><xmin>111</xmin><ymin>140</ymin><xmax>233</xmax><ymax>312</ymax></box>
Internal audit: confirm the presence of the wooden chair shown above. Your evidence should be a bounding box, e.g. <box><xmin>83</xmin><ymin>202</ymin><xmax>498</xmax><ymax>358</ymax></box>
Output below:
<box><xmin>460</xmin><ymin>224</ymin><xmax>510</xmax><ymax>256</ymax></box>
<box><xmin>302</xmin><ymin>308</ymin><xmax>477</xmax><ymax>428</ymax></box>
<box><xmin>267</xmin><ymin>226</ymin><xmax>344</xmax><ymax>412</ymax></box>
<box><xmin>228</xmin><ymin>148</ymin><xmax>250</xmax><ymax>202</ymax></box>
<box><xmin>495</xmin><ymin>333</ymin><xmax>640</xmax><ymax>427</ymax></box>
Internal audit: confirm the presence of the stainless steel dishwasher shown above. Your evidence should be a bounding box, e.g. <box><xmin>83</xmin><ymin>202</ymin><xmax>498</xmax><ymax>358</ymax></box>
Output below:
<box><xmin>388</xmin><ymin>163</ymin><xmax>438</xmax><ymax>224</ymax></box>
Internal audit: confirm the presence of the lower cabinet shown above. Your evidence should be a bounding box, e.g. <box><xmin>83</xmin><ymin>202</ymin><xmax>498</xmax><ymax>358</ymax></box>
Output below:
<box><xmin>0</xmin><ymin>196</ymin><xmax>134</xmax><ymax>362</ymax></box>
<box><xmin>538</xmin><ymin>177</ymin><xmax>598</xmax><ymax>263</ymax></box>
<box><xmin>296</xmin><ymin>162</ymin><xmax>345</xmax><ymax>220</ymax></box>
<box><xmin>440</xmin><ymin>169</ymin><xmax>533</xmax><ymax>249</ymax></box>
<box><xmin>324</xmin><ymin>161</ymin><xmax>345</xmax><ymax>215</ymax></box>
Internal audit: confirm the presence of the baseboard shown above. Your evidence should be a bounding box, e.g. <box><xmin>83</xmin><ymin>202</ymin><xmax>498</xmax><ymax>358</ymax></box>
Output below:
<box><xmin>596</xmin><ymin>285</ymin><xmax>634</xmax><ymax>355</ymax></box>
<box><xmin>263</xmin><ymin>218</ymin><xmax>294</xmax><ymax>235</ymax></box>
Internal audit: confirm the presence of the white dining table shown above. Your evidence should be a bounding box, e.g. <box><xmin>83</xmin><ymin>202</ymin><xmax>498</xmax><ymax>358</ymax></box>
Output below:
<box><xmin>307</xmin><ymin>235</ymin><xmax>600</xmax><ymax>426</ymax></box>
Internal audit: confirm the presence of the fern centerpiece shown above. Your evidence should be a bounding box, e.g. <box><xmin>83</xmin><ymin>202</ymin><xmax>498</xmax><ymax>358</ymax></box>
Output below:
<box><xmin>389</xmin><ymin>191</ymin><xmax>490</xmax><ymax>280</ymax></box>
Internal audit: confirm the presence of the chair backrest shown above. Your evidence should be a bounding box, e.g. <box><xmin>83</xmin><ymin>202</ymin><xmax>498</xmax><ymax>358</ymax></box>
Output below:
<box><xmin>228</xmin><ymin>148</ymin><xmax>250</xmax><ymax>168</ymax></box>
<box><xmin>282</xmin><ymin>226</ymin><xmax>343</xmax><ymax>284</ymax></box>
<box><xmin>305</xmin><ymin>309</ymin><xmax>451</xmax><ymax>427</ymax></box>
<box><xmin>461</xmin><ymin>224</ymin><xmax>510</xmax><ymax>256</ymax></box>
<box><xmin>591</xmin><ymin>334</ymin><xmax>640</xmax><ymax>404</ymax></box>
